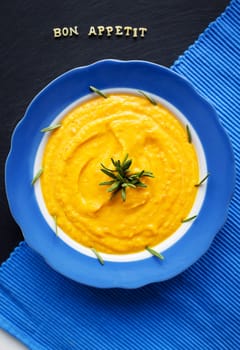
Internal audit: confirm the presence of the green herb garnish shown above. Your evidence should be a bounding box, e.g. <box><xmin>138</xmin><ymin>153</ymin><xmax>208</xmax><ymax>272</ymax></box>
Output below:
<box><xmin>146</xmin><ymin>246</ymin><xmax>164</xmax><ymax>260</ymax></box>
<box><xmin>89</xmin><ymin>86</ymin><xmax>108</xmax><ymax>98</ymax></box>
<box><xmin>99</xmin><ymin>154</ymin><xmax>154</xmax><ymax>201</ymax></box>
<box><xmin>195</xmin><ymin>173</ymin><xmax>210</xmax><ymax>187</ymax></box>
<box><xmin>31</xmin><ymin>168</ymin><xmax>44</xmax><ymax>185</ymax></box>
<box><xmin>181</xmin><ymin>215</ymin><xmax>197</xmax><ymax>223</ymax></box>
<box><xmin>41</xmin><ymin>124</ymin><xmax>62</xmax><ymax>133</ymax></box>
<box><xmin>91</xmin><ymin>248</ymin><xmax>104</xmax><ymax>265</ymax></box>
<box><xmin>186</xmin><ymin>124</ymin><xmax>192</xmax><ymax>143</ymax></box>
<box><xmin>53</xmin><ymin>215</ymin><xmax>58</xmax><ymax>236</ymax></box>
<box><xmin>138</xmin><ymin>90</ymin><xmax>157</xmax><ymax>105</ymax></box>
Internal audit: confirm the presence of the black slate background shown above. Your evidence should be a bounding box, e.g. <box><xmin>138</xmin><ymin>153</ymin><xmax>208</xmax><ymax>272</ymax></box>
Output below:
<box><xmin>0</xmin><ymin>0</ymin><xmax>229</xmax><ymax>263</ymax></box>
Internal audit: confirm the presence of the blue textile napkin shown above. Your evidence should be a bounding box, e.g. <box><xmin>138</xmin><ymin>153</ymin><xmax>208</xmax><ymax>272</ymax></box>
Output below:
<box><xmin>1</xmin><ymin>1</ymin><xmax>240</xmax><ymax>349</ymax></box>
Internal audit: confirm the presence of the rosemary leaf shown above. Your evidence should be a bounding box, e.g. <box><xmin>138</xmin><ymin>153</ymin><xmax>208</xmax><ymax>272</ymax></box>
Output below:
<box><xmin>128</xmin><ymin>174</ymin><xmax>138</xmax><ymax>180</ymax></box>
<box><xmin>41</xmin><ymin>124</ymin><xmax>62</xmax><ymax>133</ymax></box>
<box><xmin>146</xmin><ymin>246</ymin><xmax>164</xmax><ymax>260</ymax></box>
<box><xmin>125</xmin><ymin>183</ymin><xmax>136</xmax><ymax>189</ymax></box>
<box><xmin>138</xmin><ymin>90</ymin><xmax>157</xmax><ymax>105</ymax></box>
<box><xmin>31</xmin><ymin>168</ymin><xmax>43</xmax><ymax>185</ymax></box>
<box><xmin>121</xmin><ymin>187</ymin><xmax>126</xmax><ymax>201</ymax></box>
<box><xmin>131</xmin><ymin>180</ymin><xmax>139</xmax><ymax>185</ymax></box>
<box><xmin>111</xmin><ymin>158</ymin><xmax>117</xmax><ymax>167</ymax></box>
<box><xmin>91</xmin><ymin>248</ymin><xmax>104</xmax><ymax>265</ymax></box>
<box><xmin>89</xmin><ymin>86</ymin><xmax>108</xmax><ymax>98</ymax></box>
<box><xmin>136</xmin><ymin>182</ymin><xmax>147</xmax><ymax>188</ymax></box>
<box><xmin>142</xmin><ymin>171</ymin><xmax>154</xmax><ymax>178</ymax></box>
<box><xmin>115</xmin><ymin>160</ymin><xmax>124</xmax><ymax>177</ymax></box>
<box><xmin>137</xmin><ymin>170</ymin><xmax>145</xmax><ymax>177</ymax></box>
<box><xmin>186</xmin><ymin>124</ymin><xmax>192</xmax><ymax>143</ymax></box>
<box><xmin>99</xmin><ymin>180</ymin><xmax>115</xmax><ymax>186</ymax></box>
<box><xmin>100</xmin><ymin>168</ymin><xmax>117</xmax><ymax>179</ymax></box>
<box><xmin>181</xmin><ymin>215</ymin><xmax>197</xmax><ymax>223</ymax></box>
<box><xmin>122</xmin><ymin>153</ymin><xmax>129</xmax><ymax>164</ymax></box>
<box><xmin>123</xmin><ymin>159</ymin><xmax>132</xmax><ymax>171</ymax></box>
<box><xmin>107</xmin><ymin>181</ymin><xmax>121</xmax><ymax>192</ymax></box>
<box><xmin>195</xmin><ymin>173</ymin><xmax>210</xmax><ymax>187</ymax></box>
<box><xmin>53</xmin><ymin>215</ymin><xmax>58</xmax><ymax>236</ymax></box>
<box><xmin>100</xmin><ymin>163</ymin><xmax>115</xmax><ymax>172</ymax></box>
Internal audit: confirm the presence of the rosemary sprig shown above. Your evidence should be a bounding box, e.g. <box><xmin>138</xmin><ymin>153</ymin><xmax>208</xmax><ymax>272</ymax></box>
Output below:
<box><xmin>41</xmin><ymin>124</ymin><xmax>62</xmax><ymax>133</ymax></box>
<box><xmin>146</xmin><ymin>246</ymin><xmax>164</xmax><ymax>260</ymax></box>
<box><xmin>186</xmin><ymin>124</ymin><xmax>192</xmax><ymax>143</ymax></box>
<box><xmin>31</xmin><ymin>168</ymin><xmax>44</xmax><ymax>185</ymax></box>
<box><xmin>89</xmin><ymin>86</ymin><xmax>108</xmax><ymax>98</ymax></box>
<box><xmin>195</xmin><ymin>173</ymin><xmax>210</xmax><ymax>187</ymax></box>
<box><xmin>91</xmin><ymin>248</ymin><xmax>104</xmax><ymax>265</ymax></box>
<box><xmin>99</xmin><ymin>154</ymin><xmax>154</xmax><ymax>201</ymax></box>
<box><xmin>181</xmin><ymin>215</ymin><xmax>197</xmax><ymax>223</ymax></box>
<box><xmin>138</xmin><ymin>90</ymin><xmax>157</xmax><ymax>105</ymax></box>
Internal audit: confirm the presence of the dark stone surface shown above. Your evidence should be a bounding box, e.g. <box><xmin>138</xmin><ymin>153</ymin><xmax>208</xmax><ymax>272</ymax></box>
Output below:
<box><xmin>0</xmin><ymin>0</ymin><xmax>229</xmax><ymax>263</ymax></box>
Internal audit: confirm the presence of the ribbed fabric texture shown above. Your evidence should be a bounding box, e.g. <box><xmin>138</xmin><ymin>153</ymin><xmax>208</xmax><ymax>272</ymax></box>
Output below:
<box><xmin>1</xmin><ymin>1</ymin><xmax>240</xmax><ymax>349</ymax></box>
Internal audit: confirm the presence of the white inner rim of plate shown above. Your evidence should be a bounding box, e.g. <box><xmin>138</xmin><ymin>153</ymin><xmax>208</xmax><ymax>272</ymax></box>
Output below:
<box><xmin>34</xmin><ymin>88</ymin><xmax>207</xmax><ymax>262</ymax></box>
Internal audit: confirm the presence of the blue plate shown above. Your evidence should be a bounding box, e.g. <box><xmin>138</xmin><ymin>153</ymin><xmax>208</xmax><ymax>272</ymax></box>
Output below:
<box><xmin>5</xmin><ymin>60</ymin><xmax>235</xmax><ymax>288</ymax></box>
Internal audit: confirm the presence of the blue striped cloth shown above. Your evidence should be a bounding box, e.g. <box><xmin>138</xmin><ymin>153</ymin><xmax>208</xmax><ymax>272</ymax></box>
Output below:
<box><xmin>1</xmin><ymin>1</ymin><xmax>240</xmax><ymax>349</ymax></box>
